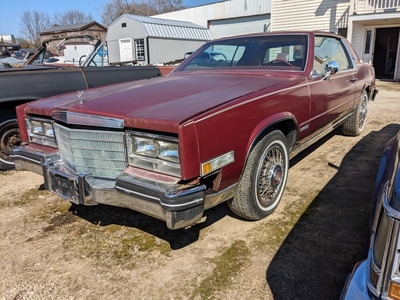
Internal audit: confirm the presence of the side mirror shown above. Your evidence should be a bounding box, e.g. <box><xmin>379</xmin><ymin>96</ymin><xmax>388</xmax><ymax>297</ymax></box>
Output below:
<box><xmin>323</xmin><ymin>61</ymin><xmax>339</xmax><ymax>80</ymax></box>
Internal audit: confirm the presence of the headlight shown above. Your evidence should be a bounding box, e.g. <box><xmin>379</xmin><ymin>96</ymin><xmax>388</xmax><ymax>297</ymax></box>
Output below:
<box><xmin>131</xmin><ymin>136</ymin><xmax>180</xmax><ymax>163</ymax></box>
<box><xmin>127</xmin><ymin>132</ymin><xmax>180</xmax><ymax>177</ymax></box>
<box><xmin>133</xmin><ymin>136</ymin><xmax>157</xmax><ymax>157</ymax></box>
<box><xmin>26</xmin><ymin>118</ymin><xmax>57</xmax><ymax>148</ymax></box>
<box><xmin>158</xmin><ymin>141</ymin><xmax>179</xmax><ymax>163</ymax></box>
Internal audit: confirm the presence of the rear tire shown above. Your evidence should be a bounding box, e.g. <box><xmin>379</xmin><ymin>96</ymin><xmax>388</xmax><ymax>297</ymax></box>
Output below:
<box><xmin>0</xmin><ymin>112</ymin><xmax>20</xmax><ymax>171</ymax></box>
<box><xmin>342</xmin><ymin>90</ymin><xmax>368</xmax><ymax>136</ymax></box>
<box><xmin>228</xmin><ymin>130</ymin><xmax>289</xmax><ymax>220</ymax></box>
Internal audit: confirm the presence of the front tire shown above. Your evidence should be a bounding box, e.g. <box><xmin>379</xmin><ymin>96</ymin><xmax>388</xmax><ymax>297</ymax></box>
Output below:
<box><xmin>228</xmin><ymin>130</ymin><xmax>289</xmax><ymax>220</ymax></box>
<box><xmin>0</xmin><ymin>113</ymin><xmax>20</xmax><ymax>171</ymax></box>
<box><xmin>342</xmin><ymin>90</ymin><xmax>368</xmax><ymax>136</ymax></box>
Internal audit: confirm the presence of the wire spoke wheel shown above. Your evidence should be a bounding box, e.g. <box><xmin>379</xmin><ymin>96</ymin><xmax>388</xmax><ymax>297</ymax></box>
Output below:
<box><xmin>358</xmin><ymin>94</ymin><xmax>368</xmax><ymax>131</ymax></box>
<box><xmin>257</xmin><ymin>146</ymin><xmax>285</xmax><ymax>207</ymax></box>
<box><xmin>228</xmin><ymin>130</ymin><xmax>289</xmax><ymax>220</ymax></box>
<box><xmin>342</xmin><ymin>90</ymin><xmax>368</xmax><ymax>136</ymax></box>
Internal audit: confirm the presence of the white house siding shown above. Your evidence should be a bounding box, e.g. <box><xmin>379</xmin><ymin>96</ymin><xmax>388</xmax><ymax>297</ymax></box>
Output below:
<box><xmin>271</xmin><ymin>0</ymin><xmax>350</xmax><ymax>33</ymax></box>
<box><xmin>155</xmin><ymin>0</ymin><xmax>271</xmax><ymax>38</ymax></box>
<box><xmin>350</xmin><ymin>23</ymin><xmax>364</xmax><ymax>59</ymax></box>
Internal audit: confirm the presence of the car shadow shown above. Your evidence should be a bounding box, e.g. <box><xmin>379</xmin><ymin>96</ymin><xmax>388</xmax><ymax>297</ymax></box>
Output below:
<box><xmin>69</xmin><ymin>124</ymin><xmax>398</xmax><ymax>254</ymax></box>
<box><xmin>68</xmin><ymin>194</ymin><xmax>236</xmax><ymax>250</ymax></box>
<box><xmin>67</xmin><ymin>128</ymin><xmax>341</xmax><ymax>250</ymax></box>
<box><xmin>266</xmin><ymin>124</ymin><xmax>400</xmax><ymax>300</ymax></box>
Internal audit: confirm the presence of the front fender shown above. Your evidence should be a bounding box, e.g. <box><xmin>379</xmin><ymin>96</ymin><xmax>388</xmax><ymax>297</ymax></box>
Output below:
<box><xmin>245</xmin><ymin>112</ymin><xmax>298</xmax><ymax>158</ymax></box>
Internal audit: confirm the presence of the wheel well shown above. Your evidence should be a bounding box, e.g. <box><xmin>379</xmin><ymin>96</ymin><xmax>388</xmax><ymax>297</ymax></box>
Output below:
<box><xmin>0</xmin><ymin>100</ymin><xmax>30</xmax><ymax>121</ymax></box>
<box><xmin>364</xmin><ymin>86</ymin><xmax>371</xmax><ymax>98</ymax></box>
<box><xmin>251</xmin><ymin>119</ymin><xmax>297</xmax><ymax>154</ymax></box>
<box><xmin>239</xmin><ymin>119</ymin><xmax>297</xmax><ymax>183</ymax></box>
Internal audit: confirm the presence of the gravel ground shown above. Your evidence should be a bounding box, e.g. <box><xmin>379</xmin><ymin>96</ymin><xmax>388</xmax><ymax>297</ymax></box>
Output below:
<box><xmin>0</xmin><ymin>80</ymin><xmax>399</xmax><ymax>300</ymax></box>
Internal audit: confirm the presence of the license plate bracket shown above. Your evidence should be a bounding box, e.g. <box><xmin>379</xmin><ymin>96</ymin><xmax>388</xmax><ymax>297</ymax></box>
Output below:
<box><xmin>47</xmin><ymin>170</ymin><xmax>80</xmax><ymax>204</ymax></box>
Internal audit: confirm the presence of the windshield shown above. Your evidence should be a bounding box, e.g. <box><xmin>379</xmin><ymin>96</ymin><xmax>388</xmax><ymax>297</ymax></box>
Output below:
<box><xmin>181</xmin><ymin>34</ymin><xmax>308</xmax><ymax>72</ymax></box>
<box><xmin>14</xmin><ymin>50</ymin><xmax>27</xmax><ymax>60</ymax></box>
<box><xmin>84</xmin><ymin>42</ymin><xmax>108</xmax><ymax>67</ymax></box>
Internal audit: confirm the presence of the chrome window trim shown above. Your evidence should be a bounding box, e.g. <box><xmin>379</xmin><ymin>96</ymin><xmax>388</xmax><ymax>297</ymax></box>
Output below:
<box><xmin>368</xmin><ymin>181</ymin><xmax>400</xmax><ymax>297</ymax></box>
<box><xmin>339</xmin><ymin>38</ymin><xmax>357</xmax><ymax>70</ymax></box>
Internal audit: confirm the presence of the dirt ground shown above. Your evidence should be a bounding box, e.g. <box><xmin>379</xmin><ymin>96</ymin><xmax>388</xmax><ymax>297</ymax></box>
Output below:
<box><xmin>1</xmin><ymin>80</ymin><xmax>400</xmax><ymax>300</ymax></box>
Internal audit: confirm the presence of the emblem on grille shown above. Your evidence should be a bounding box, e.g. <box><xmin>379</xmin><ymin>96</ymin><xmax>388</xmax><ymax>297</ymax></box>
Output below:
<box><xmin>77</xmin><ymin>90</ymin><xmax>84</xmax><ymax>104</ymax></box>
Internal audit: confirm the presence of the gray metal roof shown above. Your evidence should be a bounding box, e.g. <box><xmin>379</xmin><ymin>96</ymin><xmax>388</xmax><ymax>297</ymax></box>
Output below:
<box><xmin>120</xmin><ymin>14</ymin><xmax>212</xmax><ymax>41</ymax></box>
<box><xmin>41</xmin><ymin>22</ymin><xmax>106</xmax><ymax>34</ymax></box>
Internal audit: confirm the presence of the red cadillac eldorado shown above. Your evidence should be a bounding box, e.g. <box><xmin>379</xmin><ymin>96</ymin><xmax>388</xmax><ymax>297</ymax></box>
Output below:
<box><xmin>11</xmin><ymin>31</ymin><xmax>378</xmax><ymax>230</ymax></box>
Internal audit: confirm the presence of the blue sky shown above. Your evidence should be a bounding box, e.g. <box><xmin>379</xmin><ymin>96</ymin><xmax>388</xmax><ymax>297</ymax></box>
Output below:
<box><xmin>0</xmin><ymin>0</ymin><xmax>220</xmax><ymax>38</ymax></box>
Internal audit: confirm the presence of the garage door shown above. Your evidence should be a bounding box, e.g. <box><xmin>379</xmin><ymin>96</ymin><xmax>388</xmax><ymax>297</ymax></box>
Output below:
<box><xmin>209</xmin><ymin>14</ymin><xmax>270</xmax><ymax>39</ymax></box>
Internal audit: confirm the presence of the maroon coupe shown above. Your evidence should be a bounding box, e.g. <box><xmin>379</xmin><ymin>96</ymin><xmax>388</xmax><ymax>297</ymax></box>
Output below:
<box><xmin>11</xmin><ymin>31</ymin><xmax>378</xmax><ymax>229</ymax></box>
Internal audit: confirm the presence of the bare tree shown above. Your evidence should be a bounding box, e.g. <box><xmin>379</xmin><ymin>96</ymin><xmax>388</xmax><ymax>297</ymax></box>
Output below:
<box><xmin>149</xmin><ymin>0</ymin><xmax>185</xmax><ymax>13</ymax></box>
<box><xmin>101</xmin><ymin>0</ymin><xmax>185</xmax><ymax>26</ymax></box>
<box><xmin>19</xmin><ymin>11</ymin><xmax>52</xmax><ymax>47</ymax></box>
<box><xmin>53</xmin><ymin>9</ymin><xmax>94</xmax><ymax>26</ymax></box>
<box><xmin>16</xmin><ymin>38</ymin><xmax>34</xmax><ymax>49</ymax></box>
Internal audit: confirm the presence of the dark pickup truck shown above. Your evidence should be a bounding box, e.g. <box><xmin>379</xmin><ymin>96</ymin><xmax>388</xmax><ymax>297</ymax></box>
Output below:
<box><xmin>0</xmin><ymin>35</ymin><xmax>172</xmax><ymax>170</ymax></box>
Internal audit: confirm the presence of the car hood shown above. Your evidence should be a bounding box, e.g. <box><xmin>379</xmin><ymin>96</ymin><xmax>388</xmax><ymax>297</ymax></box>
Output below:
<box><xmin>0</xmin><ymin>57</ymin><xmax>25</xmax><ymax>64</ymax></box>
<box><xmin>26</xmin><ymin>73</ymin><xmax>298</xmax><ymax>133</ymax></box>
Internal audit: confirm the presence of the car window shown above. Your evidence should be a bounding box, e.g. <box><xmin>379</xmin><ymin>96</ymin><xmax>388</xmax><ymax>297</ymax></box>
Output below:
<box><xmin>85</xmin><ymin>44</ymin><xmax>108</xmax><ymax>67</ymax></box>
<box><xmin>14</xmin><ymin>50</ymin><xmax>26</xmax><ymax>60</ymax></box>
<box><xmin>182</xmin><ymin>35</ymin><xmax>308</xmax><ymax>71</ymax></box>
<box><xmin>313</xmin><ymin>36</ymin><xmax>352</xmax><ymax>75</ymax></box>
<box><xmin>30</xmin><ymin>47</ymin><xmax>46</xmax><ymax>65</ymax></box>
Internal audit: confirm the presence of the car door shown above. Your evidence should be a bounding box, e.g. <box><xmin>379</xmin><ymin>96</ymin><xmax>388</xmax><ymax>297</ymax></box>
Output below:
<box><xmin>308</xmin><ymin>35</ymin><xmax>357</xmax><ymax>134</ymax></box>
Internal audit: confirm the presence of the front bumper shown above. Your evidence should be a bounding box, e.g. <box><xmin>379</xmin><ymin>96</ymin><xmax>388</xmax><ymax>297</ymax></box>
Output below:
<box><xmin>11</xmin><ymin>146</ymin><xmax>206</xmax><ymax>230</ymax></box>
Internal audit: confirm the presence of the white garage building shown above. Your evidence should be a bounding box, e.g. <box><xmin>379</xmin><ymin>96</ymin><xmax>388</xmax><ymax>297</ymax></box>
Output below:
<box><xmin>155</xmin><ymin>0</ymin><xmax>271</xmax><ymax>39</ymax></box>
<box><xmin>107</xmin><ymin>14</ymin><xmax>212</xmax><ymax>65</ymax></box>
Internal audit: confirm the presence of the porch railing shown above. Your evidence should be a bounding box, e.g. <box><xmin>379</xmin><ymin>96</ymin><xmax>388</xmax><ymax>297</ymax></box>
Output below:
<box><xmin>353</xmin><ymin>0</ymin><xmax>400</xmax><ymax>14</ymax></box>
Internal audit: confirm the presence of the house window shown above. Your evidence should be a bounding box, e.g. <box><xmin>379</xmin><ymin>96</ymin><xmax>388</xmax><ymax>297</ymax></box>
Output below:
<box><xmin>135</xmin><ymin>39</ymin><xmax>145</xmax><ymax>61</ymax></box>
<box><xmin>122</xmin><ymin>23</ymin><xmax>127</xmax><ymax>28</ymax></box>
<box><xmin>364</xmin><ymin>30</ymin><xmax>372</xmax><ymax>54</ymax></box>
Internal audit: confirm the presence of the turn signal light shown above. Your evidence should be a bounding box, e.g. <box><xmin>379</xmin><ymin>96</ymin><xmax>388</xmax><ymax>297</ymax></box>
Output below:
<box><xmin>389</xmin><ymin>281</ymin><xmax>400</xmax><ymax>300</ymax></box>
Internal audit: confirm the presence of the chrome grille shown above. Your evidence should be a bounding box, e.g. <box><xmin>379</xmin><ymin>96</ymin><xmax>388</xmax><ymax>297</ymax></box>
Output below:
<box><xmin>53</xmin><ymin>123</ymin><xmax>126</xmax><ymax>179</ymax></box>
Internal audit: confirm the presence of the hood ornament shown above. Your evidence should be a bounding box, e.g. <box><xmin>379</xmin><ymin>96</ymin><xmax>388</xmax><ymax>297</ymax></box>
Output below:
<box><xmin>77</xmin><ymin>90</ymin><xmax>84</xmax><ymax>104</ymax></box>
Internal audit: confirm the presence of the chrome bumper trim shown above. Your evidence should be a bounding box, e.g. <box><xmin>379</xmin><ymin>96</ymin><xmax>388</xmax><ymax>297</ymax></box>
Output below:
<box><xmin>12</xmin><ymin>145</ymin><xmax>207</xmax><ymax>230</ymax></box>
<box><xmin>11</xmin><ymin>146</ymin><xmax>48</xmax><ymax>175</ymax></box>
